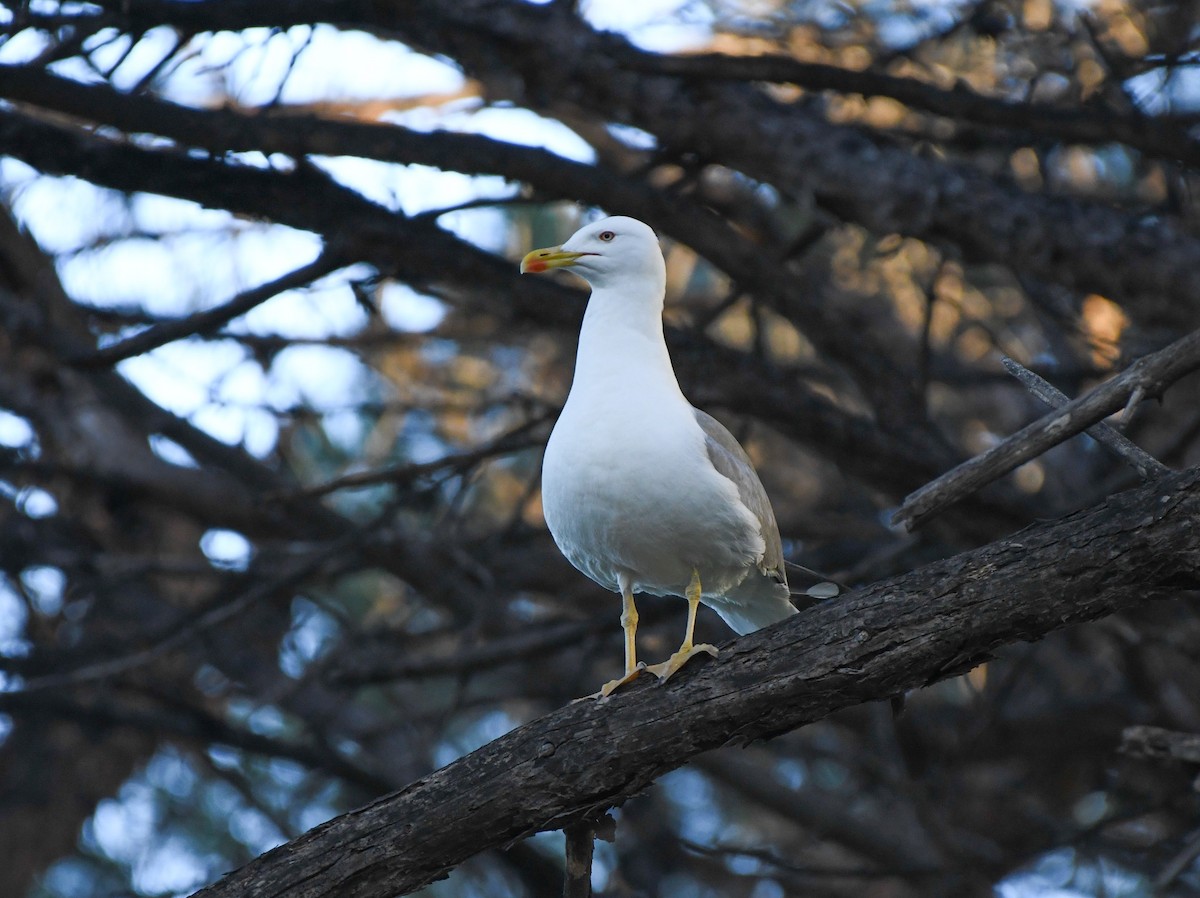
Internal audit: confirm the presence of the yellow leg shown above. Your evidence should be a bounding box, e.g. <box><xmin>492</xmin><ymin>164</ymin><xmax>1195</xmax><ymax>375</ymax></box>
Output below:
<box><xmin>597</xmin><ymin>582</ymin><xmax>646</xmax><ymax>698</ymax></box>
<box><xmin>644</xmin><ymin>569</ymin><xmax>718</xmax><ymax>682</ymax></box>
<box><xmin>622</xmin><ymin>586</ymin><xmax>638</xmax><ymax>674</ymax></box>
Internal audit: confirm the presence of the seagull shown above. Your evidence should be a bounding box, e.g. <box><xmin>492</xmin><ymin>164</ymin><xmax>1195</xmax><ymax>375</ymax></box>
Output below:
<box><xmin>521</xmin><ymin>216</ymin><xmax>805</xmax><ymax>697</ymax></box>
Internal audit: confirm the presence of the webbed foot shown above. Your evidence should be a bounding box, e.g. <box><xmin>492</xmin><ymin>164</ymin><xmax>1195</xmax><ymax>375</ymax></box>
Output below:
<box><xmin>643</xmin><ymin>643</ymin><xmax>718</xmax><ymax>682</ymax></box>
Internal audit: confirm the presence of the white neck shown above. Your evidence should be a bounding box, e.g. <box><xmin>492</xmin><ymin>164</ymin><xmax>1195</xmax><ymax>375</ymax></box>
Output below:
<box><xmin>570</xmin><ymin>277</ymin><xmax>684</xmax><ymax>402</ymax></box>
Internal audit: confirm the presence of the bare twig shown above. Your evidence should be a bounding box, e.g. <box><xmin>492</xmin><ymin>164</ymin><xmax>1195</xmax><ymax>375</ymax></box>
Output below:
<box><xmin>1000</xmin><ymin>356</ymin><xmax>1170</xmax><ymax>480</ymax></box>
<box><xmin>893</xmin><ymin>330</ymin><xmax>1200</xmax><ymax>530</ymax></box>
<box><xmin>679</xmin><ymin>839</ymin><xmax>942</xmax><ymax>880</ymax></box>
<box><xmin>1120</xmin><ymin>725</ymin><xmax>1200</xmax><ymax>764</ymax></box>
<box><xmin>70</xmin><ymin>251</ymin><xmax>345</xmax><ymax>367</ymax></box>
<box><xmin>287</xmin><ymin>417</ymin><xmax>548</xmax><ymax>500</ymax></box>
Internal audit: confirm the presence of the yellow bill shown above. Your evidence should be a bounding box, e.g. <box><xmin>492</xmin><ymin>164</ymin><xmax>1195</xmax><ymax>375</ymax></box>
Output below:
<box><xmin>520</xmin><ymin>246</ymin><xmax>589</xmax><ymax>274</ymax></box>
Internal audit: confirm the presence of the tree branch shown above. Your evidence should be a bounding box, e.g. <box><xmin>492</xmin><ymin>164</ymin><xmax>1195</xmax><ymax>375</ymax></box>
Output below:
<box><xmin>189</xmin><ymin>466</ymin><xmax>1200</xmax><ymax>898</ymax></box>
<box><xmin>893</xmin><ymin>329</ymin><xmax>1200</xmax><ymax>530</ymax></box>
<box><xmin>618</xmin><ymin>52</ymin><xmax>1200</xmax><ymax>169</ymax></box>
<box><xmin>1000</xmin><ymin>355</ymin><xmax>1170</xmax><ymax>480</ymax></box>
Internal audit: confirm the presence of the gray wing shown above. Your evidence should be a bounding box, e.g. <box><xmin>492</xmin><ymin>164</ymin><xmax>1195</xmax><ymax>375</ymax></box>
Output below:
<box><xmin>692</xmin><ymin>408</ymin><xmax>786</xmax><ymax>583</ymax></box>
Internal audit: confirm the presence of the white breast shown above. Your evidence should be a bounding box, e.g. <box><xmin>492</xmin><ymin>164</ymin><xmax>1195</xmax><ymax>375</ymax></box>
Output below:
<box><xmin>542</xmin><ymin>363</ymin><xmax>765</xmax><ymax>599</ymax></box>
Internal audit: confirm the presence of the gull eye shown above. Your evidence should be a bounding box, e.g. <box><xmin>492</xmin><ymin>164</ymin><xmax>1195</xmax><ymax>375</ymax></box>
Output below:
<box><xmin>598</xmin><ymin>230</ymin><xmax>615</xmax><ymax>242</ymax></box>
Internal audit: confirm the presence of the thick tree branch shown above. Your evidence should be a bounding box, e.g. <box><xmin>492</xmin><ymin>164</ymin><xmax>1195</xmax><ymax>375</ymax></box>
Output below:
<box><xmin>190</xmin><ymin>466</ymin><xmax>1200</xmax><ymax>898</ymax></box>
<box><xmin>619</xmin><ymin>52</ymin><xmax>1200</xmax><ymax>169</ymax></box>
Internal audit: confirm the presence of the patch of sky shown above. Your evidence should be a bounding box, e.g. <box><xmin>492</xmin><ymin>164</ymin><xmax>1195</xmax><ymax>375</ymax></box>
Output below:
<box><xmin>279</xmin><ymin>597</ymin><xmax>339</xmax><ymax>678</ymax></box>
<box><xmin>132</xmin><ymin>833</ymin><xmax>214</xmax><ymax>896</ymax></box>
<box><xmin>380</xmin><ymin>282</ymin><xmax>446</xmax><ymax>332</ymax></box>
<box><xmin>661</xmin><ymin>767</ymin><xmax>722</xmax><ymax>844</ymax></box>
<box><xmin>228</xmin><ymin>807</ymin><xmax>287</xmax><ymax>855</ymax></box>
<box><xmin>246</xmin><ymin>704</ymin><xmax>287</xmax><ymax>737</ymax></box>
<box><xmin>427</xmin><ymin>105</ymin><xmax>597</xmax><ymax>163</ymax></box>
<box><xmin>116</xmin><ymin>339</ymin><xmax>279</xmax><ymax>456</ymax></box>
<box><xmin>146</xmin><ymin>748</ymin><xmax>201</xmax><ymax>800</ymax></box>
<box><xmin>311</xmin><ymin>156</ymin><xmax>516</xmax><ymax>217</ymax></box>
<box><xmin>89</xmin><ymin>785</ymin><xmax>159</xmax><ymax>865</ymax></box>
<box><xmin>160</xmin><ymin>26</ymin><xmax>464</xmax><ymax>109</ymax></box>
<box><xmin>199</xmin><ymin>775</ymin><xmax>244</xmax><ymax>824</ymax></box>
<box><xmin>149</xmin><ymin>434</ymin><xmax>200</xmax><ymax>468</ymax></box>
<box><xmin>57</xmin><ymin>226</ymin><xmax>324</xmax><ymax>318</ymax></box>
<box><xmin>318</xmin><ymin>408</ymin><xmax>368</xmax><ymax>457</ymax></box>
<box><xmin>592</xmin><ymin>838</ymin><xmax>615</xmax><ymax>893</ymax></box>
<box><xmin>131</xmin><ymin>193</ymin><xmax>238</xmax><ymax>235</ymax></box>
<box><xmin>17</xmin><ymin>485</ymin><xmax>57</xmax><ymax>518</ymax></box>
<box><xmin>607</xmin><ymin>123</ymin><xmax>659</xmax><ymax>150</ymax></box>
<box><xmin>296</xmin><ymin>801</ymin><xmax>339</xmax><ymax>835</ymax></box>
<box><xmin>199</xmin><ymin>528</ymin><xmax>253</xmax><ymax>570</ymax></box>
<box><xmin>207</xmin><ymin>744</ymin><xmax>240</xmax><ymax>769</ymax></box>
<box><xmin>236</xmin><ymin>280</ymin><xmax>370</xmax><ymax>341</ymax></box>
<box><xmin>10</xmin><ymin>176</ymin><xmax>135</xmax><ymax>256</ymax></box>
<box><xmin>266</xmin><ymin>757</ymin><xmax>309</xmax><ymax>791</ymax></box>
<box><xmin>39</xmin><ymin>856</ymin><xmax>124</xmax><ymax>898</ymax></box>
<box><xmin>751</xmin><ymin>881</ymin><xmax>785</xmax><ymax>898</ymax></box>
<box><xmin>180</xmin><ymin>27</ymin><xmax>303</xmax><ymax>108</ymax></box>
<box><xmin>437</xmin><ymin>205</ymin><xmax>521</xmax><ymax>256</ymax></box>
<box><xmin>0</xmin><ymin>409</ymin><xmax>34</xmax><ymax>448</ymax></box>
<box><xmin>118</xmin><ymin>339</ymin><xmax>248</xmax><ymax>417</ymax></box>
<box><xmin>210</xmin><ymin>358</ymin><xmax>268</xmax><ymax>409</ymax></box>
<box><xmin>0</xmin><ymin>26</ymin><xmax>51</xmax><ymax>64</ymax></box>
<box><xmin>60</xmin><ymin>236</ymin><xmax>196</xmax><ymax>315</ymax></box>
<box><xmin>726</xmin><ymin>851</ymin><xmax>766</xmax><ymax>876</ymax></box>
<box><xmin>774</xmin><ymin>757</ymin><xmax>807</xmax><ymax>789</ymax></box>
<box><xmin>400</xmin><ymin>412</ymin><xmax>450</xmax><ymax>466</ymax></box>
<box><xmin>1128</xmin><ymin>65</ymin><xmax>1200</xmax><ymax>115</ymax></box>
<box><xmin>582</xmin><ymin>0</ymin><xmax>713</xmax><ymax>51</ymax></box>
<box><xmin>85</xmin><ymin>26</ymin><xmax>180</xmax><ymax>91</ymax></box>
<box><xmin>191</xmin><ymin>403</ymin><xmax>280</xmax><ymax>457</ymax></box>
<box><xmin>996</xmin><ymin>848</ymin><xmax>1151</xmax><ymax>897</ymax></box>
<box><xmin>0</xmin><ymin>578</ymin><xmax>30</xmax><ymax>657</ymax></box>
<box><xmin>0</xmin><ymin>161</ymin><xmax>31</xmax><ymax>207</ymax></box>
<box><xmin>870</xmin><ymin>1</ymin><xmax>968</xmax><ymax>49</ymax></box>
<box><xmin>194</xmin><ymin>663</ymin><xmax>232</xmax><ymax>697</ymax></box>
<box><xmin>77</xmin><ymin>29</ymin><xmax>136</xmax><ymax>79</ymax></box>
<box><xmin>20</xmin><ymin>565</ymin><xmax>65</xmax><ymax>615</ymax></box>
<box><xmin>264</xmin><ymin>344</ymin><xmax>375</xmax><ymax>411</ymax></box>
